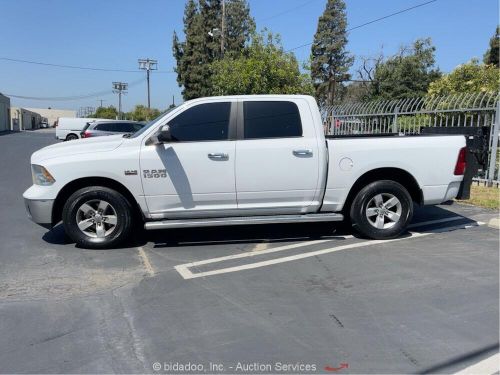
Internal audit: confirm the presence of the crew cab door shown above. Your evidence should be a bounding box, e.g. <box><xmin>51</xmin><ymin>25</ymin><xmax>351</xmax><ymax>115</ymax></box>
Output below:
<box><xmin>235</xmin><ymin>99</ymin><xmax>320</xmax><ymax>214</ymax></box>
<box><xmin>140</xmin><ymin>101</ymin><xmax>237</xmax><ymax>218</ymax></box>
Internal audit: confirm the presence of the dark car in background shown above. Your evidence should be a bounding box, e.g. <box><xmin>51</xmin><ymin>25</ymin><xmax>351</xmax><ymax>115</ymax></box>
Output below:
<box><xmin>80</xmin><ymin>120</ymin><xmax>144</xmax><ymax>138</ymax></box>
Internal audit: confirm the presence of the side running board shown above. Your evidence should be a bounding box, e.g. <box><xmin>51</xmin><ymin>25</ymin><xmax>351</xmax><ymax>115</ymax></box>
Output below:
<box><xmin>144</xmin><ymin>213</ymin><xmax>344</xmax><ymax>230</ymax></box>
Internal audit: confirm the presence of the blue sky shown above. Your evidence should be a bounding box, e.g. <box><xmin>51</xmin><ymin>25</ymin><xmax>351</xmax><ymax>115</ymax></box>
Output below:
<box><xmin>0</xmin><ymin>0</ymin><xmax>498</xmax><ymax>112</ymax></box>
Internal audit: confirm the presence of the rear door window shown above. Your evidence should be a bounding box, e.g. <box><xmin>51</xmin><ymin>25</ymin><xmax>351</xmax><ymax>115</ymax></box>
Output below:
<box><xmin>243</xmin><ymin>101</ymin><xmax>302</xmax><ymax>139</ymax></box>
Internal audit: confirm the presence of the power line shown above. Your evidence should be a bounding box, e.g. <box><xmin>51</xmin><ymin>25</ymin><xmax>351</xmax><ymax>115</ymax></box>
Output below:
<box><xmin>5</xmin><ymin>78</ymin><xmax>145</xmax><ymax>101</ymax></box>
<box><xmin>0</xmin><ymin>57</ymin><xmax>174</xmax><ymax>74</ymax></box>
<box><xmin>260</xmin><ymin>0</ymin><xmax>320</xmax><ymax>22</ymax></box>
<box><xmin>1</xmin><ymin>0</ymin><xmax>438</xmax><ymax>81</ymax></box>
<box><xmin>286</xmin><ymin>0</ymin><xmax>438</xmax><ymax>52</ymax></box>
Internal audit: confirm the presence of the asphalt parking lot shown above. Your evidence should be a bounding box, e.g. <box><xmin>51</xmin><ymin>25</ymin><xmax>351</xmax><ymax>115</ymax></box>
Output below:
<box><xmin>0</xmin><ymin>129</ymin><xmax>498</xmax><ymax>374</ymax></box>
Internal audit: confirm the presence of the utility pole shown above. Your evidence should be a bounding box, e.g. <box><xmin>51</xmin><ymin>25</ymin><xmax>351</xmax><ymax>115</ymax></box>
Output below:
<box><xmin>112</xmin><ymin>82</ymin><xmax>128</xmax><ymax>120</ymax></box>
<box><xmin>97</xmin><ymin>99</ymin><xmax>106</xmax><ymax>108</ymax></box>
<box><xmin>138</xmin><ymin>58</ymin><xmax>158</xmax><ymax>111</ymax></box>
<box><xmin>221</xmin><ymin>0</ymin><xmax>225</xmax><ymax>57</ymax></box>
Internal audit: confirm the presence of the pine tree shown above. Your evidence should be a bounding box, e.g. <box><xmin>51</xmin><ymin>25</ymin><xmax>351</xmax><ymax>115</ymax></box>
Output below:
<box><xmin>310</xmin><ymin>0</ymin><xmax>353</xmax><ymax>106</ymax></box>
<box><xmin>484</xmin><ymin>26</ymin><xmax>499</xmax><ymax>67</ymax></box>
<box><xmin>172</xmin><ymin>0</ymin><xmax>255</xmax><ymax>100</ymax></box>
<box><xmin>225</xmin><ymin>0</ymin><xmax>255</xmax><ymax>53</ymax></box>
<box><xmin>172</xmin><ymin>0</ymin><xmax>206</xmax><ymax>99</ymax></box>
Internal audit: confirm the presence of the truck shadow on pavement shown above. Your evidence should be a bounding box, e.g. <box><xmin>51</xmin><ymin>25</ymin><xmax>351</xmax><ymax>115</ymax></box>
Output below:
<box><xmin>42</xmin><ymin>205</ymin><xmax>477</xmax><ymax>250</ymax></box>
<box><xmin>419</xmin><ymin>342</ymin><xmax>499</xmax><ymax>374</ymax></box>
<box><xmin>42</xmin><ymin>221</ymin><xmax>353</xmax><ymax>249</ymax></box>
<box><xmin>145</xmin><ymin>221</ymin><xmax>353</xmax><ymax>249</ymax></box>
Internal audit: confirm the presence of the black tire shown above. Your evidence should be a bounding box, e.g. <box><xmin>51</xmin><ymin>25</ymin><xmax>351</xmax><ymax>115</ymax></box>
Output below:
<box><xmin>62</xmin><ymin>186</ymin><xmax>133</xmax><ymax>249</ymax></box>
<box><xmin>349</xmin><ymin>180</ymin><xmax>413</xmax><ymax>240</ymax></box>
<box><xmin>66</xmin><ymin>133</ymin><xmax>78</xmax><ymax>141</ymax></box>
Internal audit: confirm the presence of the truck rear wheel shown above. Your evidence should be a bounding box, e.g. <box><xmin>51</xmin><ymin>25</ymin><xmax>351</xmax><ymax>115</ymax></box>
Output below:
<box><xmin>62</xmin><ymin>186</ymin><xmax>133</xmax><ymax>249</ymax></box>
<box><xmin>350</xmin><ymin>180</ymin><xmax>413</xmax><ymax>240</ymax></box>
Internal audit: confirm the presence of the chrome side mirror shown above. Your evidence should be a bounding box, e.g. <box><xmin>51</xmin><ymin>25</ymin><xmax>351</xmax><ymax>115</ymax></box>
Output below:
<box><xmin>147</xmin><ymin>124</ymin><xmax>172</xmax><ymax>145</ymax></box>
<box><xmin>157</xmin><ymin>124</ymin><xmax>172</xmax><ymax>143</ymax></box>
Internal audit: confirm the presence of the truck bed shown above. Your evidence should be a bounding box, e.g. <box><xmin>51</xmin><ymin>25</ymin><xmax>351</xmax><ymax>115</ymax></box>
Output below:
<box><xmin>321</xmin><ymin>135</ymin><xmax>466</xmax><ymax>212</ymax></box>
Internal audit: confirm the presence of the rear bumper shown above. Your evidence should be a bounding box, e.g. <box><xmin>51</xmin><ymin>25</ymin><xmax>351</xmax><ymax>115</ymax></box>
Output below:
<box><xmin>422</xmin><ymin>180</ymin><xmax>463</xmax><ymax>205</ymax></box>
<box><xmin>24</xmin><ymin>198</ymin><xmax>54</xmax><ymax>229</ymax></box>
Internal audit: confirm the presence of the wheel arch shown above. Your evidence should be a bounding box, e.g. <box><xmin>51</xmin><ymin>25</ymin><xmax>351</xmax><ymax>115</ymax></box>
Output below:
<box><xmin>343</xmin><ymin>167</ymin><xmax>423</xmax><ymax>214</ymax></box>
<box><xmin>52</xmin><ymin>177</ymin><xmax>143</xmax><ymax>226</ymax></box>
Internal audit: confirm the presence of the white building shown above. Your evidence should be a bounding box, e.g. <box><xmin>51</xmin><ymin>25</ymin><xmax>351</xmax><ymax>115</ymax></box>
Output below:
<box><xmin>25</xmin><ymin>107</ymin><xmax>76</xmax><ymax>127</ymax></box>
<box><xmin>10</xmin><ymin>107</ymin><xmax>42</xmax><ymax>130</ymax></box>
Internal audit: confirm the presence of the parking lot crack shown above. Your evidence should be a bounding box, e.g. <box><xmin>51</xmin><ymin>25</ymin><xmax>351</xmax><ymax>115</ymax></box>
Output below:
<box><xmin>102</xmin><ymin>289</ymin><xmax>148</xmax><ymax>373</ymax></box>
<box><xmin>329</xmin><ymin>313</ymin><xmax>344</xmax><ymax>328</ymax></box>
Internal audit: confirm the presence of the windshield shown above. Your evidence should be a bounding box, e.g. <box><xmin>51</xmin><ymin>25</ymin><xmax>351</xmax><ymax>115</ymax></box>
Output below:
<box><xmin>128</xmin><ymin>107</ymin><xmax>177</xmax><ymax>138</ymax></box>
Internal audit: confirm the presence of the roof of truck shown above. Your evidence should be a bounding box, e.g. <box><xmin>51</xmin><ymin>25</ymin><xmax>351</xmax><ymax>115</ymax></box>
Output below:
<box><xmin>184</xmin><ymin>94</ymin><xmax>316</xmax><ymax>105</ymax></box>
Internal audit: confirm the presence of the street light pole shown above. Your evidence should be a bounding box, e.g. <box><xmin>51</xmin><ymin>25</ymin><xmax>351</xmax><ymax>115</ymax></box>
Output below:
<box><xmin>138</xmin><ymin>58</ymin><xmax>158</xmax><ymax>111</ymax></box>
<box><xmin>112</xmin><ymin>82</ymin><xmax>128</xmax><ymax>120</ymax></box>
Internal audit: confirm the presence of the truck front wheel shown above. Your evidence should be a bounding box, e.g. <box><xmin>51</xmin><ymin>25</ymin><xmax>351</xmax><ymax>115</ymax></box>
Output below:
<box><xmin>350</xmin><ymin>180</ymin><xmax>413</xmax><ymax>240</ymax></box>
<box><xmin>62</xmin><ymin>186</ymin><xmax>133</xmax><ymax>249</ymax></box>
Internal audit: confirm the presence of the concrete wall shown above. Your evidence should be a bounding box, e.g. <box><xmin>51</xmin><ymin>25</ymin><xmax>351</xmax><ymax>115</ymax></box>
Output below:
<box><xmin>0</xmin><ymin>94</ymin><xmax>10</xmax><ymax>132</ymax></box>
<box><xmin>10</xmin><ymin>108</ymin><xmax>42</xmax><ymax>130</ymax></box>
<box><xmin>25</xmin><ymin>108</ymin><xmax>76</xmax><ymax>127</ymax></box>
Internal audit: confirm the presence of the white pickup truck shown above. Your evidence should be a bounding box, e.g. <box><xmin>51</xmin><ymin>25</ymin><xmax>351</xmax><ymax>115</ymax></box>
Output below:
<box><xmin>23</xmin><ymin>95</ymin><xmax>468</xmax><ymax>249</ymax></box>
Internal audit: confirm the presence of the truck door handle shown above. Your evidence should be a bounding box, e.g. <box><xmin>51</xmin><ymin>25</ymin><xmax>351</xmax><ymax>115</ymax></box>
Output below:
<box><xmin>208</xmin><ymin>152</ymin><xmax>229</xmax><ymax>160</ymax></box>
<box><xmin>293</xmin><ymin>149</ymin><xmax>313</xmax><ymax>157</ymax></box>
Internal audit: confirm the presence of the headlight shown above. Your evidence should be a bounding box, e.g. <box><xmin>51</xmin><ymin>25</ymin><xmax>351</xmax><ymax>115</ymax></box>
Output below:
<box><xmin>31</xmin><ymin>165</ymin><xmax>55</xmax><ymax>186</ymax></box>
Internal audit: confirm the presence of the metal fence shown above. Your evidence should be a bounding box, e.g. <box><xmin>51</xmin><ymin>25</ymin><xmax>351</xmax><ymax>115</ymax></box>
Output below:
<box><xmin>322</xmin><ymin>92</ymin><xmax>500</xmax><ymax>184</ymax></box>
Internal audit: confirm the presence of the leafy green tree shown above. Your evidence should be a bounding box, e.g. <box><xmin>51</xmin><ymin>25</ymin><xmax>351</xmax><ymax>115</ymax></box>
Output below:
<box><xmin>310</xmin><ymin>0</ymin><xmax>353</xmax><ymax>106</ymax></box>
<box><xmin>483</xmin><ymin>26</ymin><xmax>499</xmax><ymax>67</ymax></box>
<box><xmin>89</xmin><ymin>106</ymin><xmax>118</xmax><ymax>119</ymax></box>
<box><xmin>211</xmin><ymin>31</ymin><xmax>313</xmax><ymax>96</ymax></box>
<box><xmin>371</xmin><ymin>38</ymin><xmax>441</xmax><ymax>100</ymax></box>
<box><xmin>125</xmin><ymin>105</ymin><xmax>161</xmax><ymax>121</ymax></box>
<box><xmin>428</xmin><ymin>59</ymin><xmax>500</xmax><ymax>95</ymax></box>
<box><xmin>172</xmin><ymin>0</ymin><xmax>255</xmax><ymax>100</ymax></box>
<box><xmin>343</xmin><ymin>82</ymin><xmax>371</xmax><ymax>102</ymax></box>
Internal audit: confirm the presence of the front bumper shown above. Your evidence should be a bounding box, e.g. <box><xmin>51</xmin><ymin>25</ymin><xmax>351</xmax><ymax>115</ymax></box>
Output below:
<box><xmin>24</xmin><ymin>198</ymin><xmax>54</xmax><ymax>229</ymax></box>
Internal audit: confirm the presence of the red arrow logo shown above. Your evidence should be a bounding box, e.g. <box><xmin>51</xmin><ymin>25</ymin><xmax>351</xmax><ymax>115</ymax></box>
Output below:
<box><xmin>324</xmin><ymin>363</ymin><xmax>349</xmax><ymax>372</ymax></box>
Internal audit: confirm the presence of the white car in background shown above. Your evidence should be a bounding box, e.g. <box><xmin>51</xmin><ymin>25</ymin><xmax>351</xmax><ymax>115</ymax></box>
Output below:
<box><xmin>55</xmin><ymin>117</ymin><xmax>115</xmax><ymax>141</ymax></box>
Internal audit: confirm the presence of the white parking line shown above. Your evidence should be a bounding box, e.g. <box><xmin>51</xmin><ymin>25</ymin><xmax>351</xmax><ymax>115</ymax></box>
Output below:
<box><xmin>453</xmin><ymin>353</ymin><xmax>499</xmax><ymax>375</ymax></box>
<box><xmin>175</xmin><ymin>217</ymin><xmax>484</xmax><ymax>279</ymax></box>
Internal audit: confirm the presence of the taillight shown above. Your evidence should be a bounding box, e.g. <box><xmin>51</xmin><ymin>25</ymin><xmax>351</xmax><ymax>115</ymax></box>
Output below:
<box><xmin>454</xmin><ymin>147</ymin><xmax>467</xmax><ymax>175</ymax></box>
<box><xmin>82</xmin><ymin>131</ymin><xmax>91</xmax><ymax>138</ymax></box>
